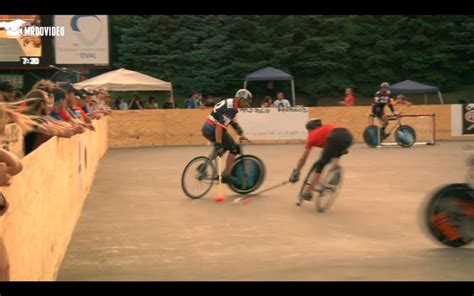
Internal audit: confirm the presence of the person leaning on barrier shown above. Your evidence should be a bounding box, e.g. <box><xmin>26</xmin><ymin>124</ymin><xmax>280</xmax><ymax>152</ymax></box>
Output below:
<box><xmin>94</xmin><ymin>90</ymin><xmax>113</xmax><ymax>116</ymax></box>
<box><xmin>49</xmin><ymin>88</ymin><xmax>86</xmax><ymax>135</ymax></box>
<box><xmin>0</xmin><ymin>81</ymin><xmax>15</xmax><ymax>103</ymax></box>
<box><xmin>273</xmin><ymin>91</ymin><xmax>291</xmax><ymax>108</ymax></box>
<box><xmin>394</xmin><ymin>94</ymin><xmax>413</xmax><ymax>106</ymax></box>
<box><xmin>162</xmin><ymin>96</ymin><xmax>177</xmax><ymax>109</ymax></box>
<box><xmin>0</xmin><ymin>99</ymin><xmax>47</xmax><ymax>214</ymax></box>
<box><xmin>57</xmin><ymin>82</ymin><xmax>95</xmax><ymax>131</ymax></box>
<box><xmin>261</xmin><ymin>96</ymin><xmax>273</xmax><ymax>108</ymax></box>
<box><xmin>340</xmin><ymin>88</ymin><xmax>355</xmax><ymax>106</ymax></box>
<box><xmin>22</xmin><ymin>90</ymin><xmax>82</xmax><ymax>155</ymax></box>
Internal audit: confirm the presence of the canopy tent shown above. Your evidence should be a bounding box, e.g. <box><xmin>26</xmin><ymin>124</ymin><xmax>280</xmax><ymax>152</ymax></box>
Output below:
<box><xmin>74</xmin><ymin>68</ymin><xmax>173</xmax><ymax>94</ymax></box>
<box><xmin>389</xmin><ymin>80</ymin><xmax>443</xmax><ymax>104</ymax></box>
<box><xmin>244</xmin><ymin>67</ymin><xmax>296</xmax><ymax>106</ymax></box>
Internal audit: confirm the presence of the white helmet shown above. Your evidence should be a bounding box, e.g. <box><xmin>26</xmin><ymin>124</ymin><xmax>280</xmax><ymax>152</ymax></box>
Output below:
<box><xmin>235</xmin><ymin>89</ymin><xmax>253</xmax><ymax>103</ymax></box>
<box><xmin>380</xmin><ymin>82</ymin><xmax>390</xmax><ymax>89</ymax></box>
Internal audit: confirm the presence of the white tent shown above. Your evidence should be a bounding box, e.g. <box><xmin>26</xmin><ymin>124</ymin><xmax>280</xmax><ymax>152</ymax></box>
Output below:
<box><xmin>74</xmin><ymin>68</ymin><xmax>172</xmax><ymax>93</ymax></box>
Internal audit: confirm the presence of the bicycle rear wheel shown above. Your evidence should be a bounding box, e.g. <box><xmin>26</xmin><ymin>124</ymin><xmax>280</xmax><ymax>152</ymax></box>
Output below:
<box><xmin>181</xmin><ymin>156</ymin><xmax>216</xmax><ymax>199</ymax></box>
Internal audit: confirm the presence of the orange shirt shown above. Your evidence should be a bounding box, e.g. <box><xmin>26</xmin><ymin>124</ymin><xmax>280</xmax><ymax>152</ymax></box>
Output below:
<box><xmin>343</xmin><ymin>95</ymin><xmax>355</xmax><ymax>106</ymax></box>
<box><xmin>306</xmin><ymin>124</ymin><xmax>338</xmax><ymax>149</ymax></box>
<box><xmin>73</xmin><ymin>105</ymin><xmax>88</xmax><ymax>121</ymax></box>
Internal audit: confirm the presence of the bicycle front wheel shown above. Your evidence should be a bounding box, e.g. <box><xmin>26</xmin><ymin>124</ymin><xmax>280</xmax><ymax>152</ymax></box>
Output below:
<box><xmin>228</xmin><ymin>155</ymin><xmax>266</xmax><ymax>194</ymax></box>
<box><xmin>317</xmin><ymin>164</ymin><xmax>343</xmax><ymax>213</ymax></box>
<box><xmin>395</xmin><ymin>125</ymin><xmax>416</xmax><ymax>148</ymax></box>
<box><xmin>425</xmin><ymin>184</ymin><xmax>473</xmax><ymax>247</ymax></box>
<box><xmin>181</xmin><ymin>156</ymin><xmax>216</xmax><ymax>199</ymax></box>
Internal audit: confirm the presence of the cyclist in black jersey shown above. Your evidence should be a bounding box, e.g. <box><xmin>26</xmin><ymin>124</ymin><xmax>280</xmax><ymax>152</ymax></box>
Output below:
<box><xmin>372</xmin><ymin>82</ymin><xmax>398</xmax><ymax>139</ymax></box>
<box><xmin>201</xmin><ymin>89</ymin><xmax>251</xmax><ymax>184</ymax></box>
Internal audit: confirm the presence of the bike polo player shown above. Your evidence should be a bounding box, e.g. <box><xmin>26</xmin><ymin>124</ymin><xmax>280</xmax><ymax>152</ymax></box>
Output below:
<box><xmin>289</xmin><ymin>119</ymin><xmax>353</xmax><ymax>206</ymax></box>
<box><xmin>372</xmin><ymin>82</ymin><xmax>398</xmax><ymax>140</ymax></box>
<box><xmin>201</xmin><ymin>89</ymin><xmax>251</xmax><ymax>185</ymax></box>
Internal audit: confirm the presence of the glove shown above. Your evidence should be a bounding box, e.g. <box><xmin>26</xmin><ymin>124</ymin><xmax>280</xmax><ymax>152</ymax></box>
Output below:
<box><xmin>289</xmin><ymin>169</ymin><xmax>300</xmax><ymax>183</ymax></box>
<box><xmin>214</xmin><ymin>143</ymin><xmax>225</xmax><ymax>157</ymax></box>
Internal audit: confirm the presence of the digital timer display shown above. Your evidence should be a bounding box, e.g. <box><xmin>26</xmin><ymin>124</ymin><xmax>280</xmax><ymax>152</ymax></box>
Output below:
<box><xmin>20</xmin><ymin>56</ymin><xmax>40</xmax><ymax>65</ymax></box>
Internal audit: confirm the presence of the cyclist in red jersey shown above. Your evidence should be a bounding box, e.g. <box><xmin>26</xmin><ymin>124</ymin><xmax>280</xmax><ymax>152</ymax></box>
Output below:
<box><xmin>289</xmin><ymin>118</ymin><xmax>353</xmax><ymax>205</ymax></box>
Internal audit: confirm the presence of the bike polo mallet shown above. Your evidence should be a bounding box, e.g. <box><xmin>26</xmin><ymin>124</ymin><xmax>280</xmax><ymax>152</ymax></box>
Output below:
<box><xmin>215</xmin><ymin>155</ymin><xmax>225</xmax><ymax>203</ymax></box>
<box><xmin>233</xmin><ymin>180</ymin><xmax>290</xmax><ymax>205</ymax></box>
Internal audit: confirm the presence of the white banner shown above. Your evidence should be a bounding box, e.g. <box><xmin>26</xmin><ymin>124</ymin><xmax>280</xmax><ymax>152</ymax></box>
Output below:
<box><xmin>54</xmin><ymin>15</ymin><xmax>109</xmax><ymax>65</ymax></box>
<box><xmin>238</xmin><ymin>107</ymin><xmax>309</xmax><ymax>140</ymax></box>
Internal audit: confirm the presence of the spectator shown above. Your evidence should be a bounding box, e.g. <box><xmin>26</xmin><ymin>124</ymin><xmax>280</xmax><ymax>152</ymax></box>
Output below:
<box><xmin>0</xmin><ymin>99</ymin><xmax>44</xmax><ymax>214</ymax></box>
<box><xmin>162</xmin><ymin>96</ymin><xmax>177</xmax><ymax>109</ymax></box>
<box><xmin>146</xmin><ymin>96</ymin><xmax>159</xmax><ymax>109</ymax></box>
<box><xmin>340</xmin><ymin>88</ymin><xmax>355</xmax><ymax>106</ymax></box>
<box><xmin>22</xmin><ymin>89</ymin><xmax>51</xmax><ymax>155</ymax></box>
<box><xmin>50</xmin><ymin>88</ymin><xmax>68</xmax><ymax>120</ymax></box>
<box><xmin>0</xmin><ymin>149</ymin><xmax>23</xmax><ymax>188</ymax></box>
<box><xmin>14</xmin><ymin>91</ymin><xmax>23</xmax><ymax>101</ymax></box>
<box><xmin>197</xmin><ymin>93</ymin><xmax>205</xmax><ymax>108</ymax></box>
<box><xmin>114</xmin><ymin>97</ymin><xmax>121</xmax><ymax>110</ymax></box>
<box><xmin>395</xmin><ymin>94</ymin><xmax>413</xmax><ymax>106</ymax></box>
<box><xmin>118</xmin><ymin>98</ymin><xmax>129</xmax><ymax>110</ymax></box>
<box><xmin>0</xmin><ymin>148</ymin><xmax>24</xmax><ymax>213</ymax></box>
<box><xmin>93</xmin><ymin>90</ymin><xmax>113</xmax><ymax>116</ymax></box>
<box><xmin>273</xmin><ymin>91</ymin><xmax>291</xmax><ymax>108</ymax></box>
<box><xmin>118</xmin><ymin>98</ymin><xmax>128</xmax><ymax>110</ymax></box>
<box><xmin>184</xmin><ymin>92</ymin><xmax>200</xmax><ymax>109</ymax></box>
<box><xmin>57</xmin><ymin>82</ymin><xmax>95</xmax><ymax>131</ymax></box>
<box><xmin>79</xmin><ymin>89</ymin><xmax>102</xmax><ymax>120</ymax></box>
<box><xmin>261</xmin><ymin>96</ymin><xmax>272</xmax><ymax>108</ymax></box>
<box><xmin>129</xmin><ymin>94</ymin><xmax>144</xmax><ymax>110</ymax></box>
<box><xmin>203</xmin><ymin>95</ymin><xmax>216</xmax><ymax>108</ymax></box>
<box><xmin>50</xmin><ymin>88</ymin><xmax>85</xmax><ymax>135</ymax></box>
<box><xmin>22</xmin><ymin>89</ymin><xmax>81</xmax><ymax>155</ymax></box>
<box><xmin>0</xmin><ymin>82</ymin><xmax>15</xmax><ymax>103</ymax></box>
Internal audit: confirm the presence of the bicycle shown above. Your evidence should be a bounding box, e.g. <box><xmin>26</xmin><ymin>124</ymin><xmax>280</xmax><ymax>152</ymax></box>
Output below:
<box><xmin>297</xmin><ymin>158</ymin><xmax>343</xmax><ymax>213</ymax></box>
<box><xmin>424</xmin><ymin>148</ymin><xmax>474</xmax><ymax>248</ymax></box>
<box><xmin>363</xmin><ymin>112</ymin><xmax>416</xmax><ymax>148</ymax></box>
<box><xmin>181</xmin><ymin>140</ymin><xmax>266</xmax><ymax>199</ymax></box>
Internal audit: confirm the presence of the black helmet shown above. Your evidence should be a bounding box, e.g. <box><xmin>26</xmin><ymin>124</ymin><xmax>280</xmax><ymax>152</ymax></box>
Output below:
<box><xmin>306</xmin><ymin>118</ymin><xmax>322</xmax><ymax>130</ymax></box>
<box><xmin>235</xmin><ymin>89</ymin><xmax>252</xmax><ymax>103</ymax></box>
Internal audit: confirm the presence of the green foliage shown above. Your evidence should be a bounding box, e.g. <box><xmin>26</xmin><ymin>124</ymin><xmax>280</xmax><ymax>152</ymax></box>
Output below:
<box><xmin>110</xmin><ymin>15</ymin><xmax>474</xmax><ymax>102</ymax></box>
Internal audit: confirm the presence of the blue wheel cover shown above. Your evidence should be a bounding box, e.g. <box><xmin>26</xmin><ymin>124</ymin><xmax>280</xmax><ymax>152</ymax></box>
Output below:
<box><xmin>397</xmin><ymin>127</ymin><xmax>415</xmax><ymax>145</ymax></box>
<box><xmin>366</xmin><ymin>126</ymin><xmax>379</xmax><ymax>146</ymax></box>
<box><xmin>232</xmin><ymin>159</ymin><xmax>262</xmax><ymax>190</ymax></box>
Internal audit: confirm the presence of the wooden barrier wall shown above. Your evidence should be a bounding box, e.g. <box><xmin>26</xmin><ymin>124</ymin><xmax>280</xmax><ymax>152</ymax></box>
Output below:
<box><xmin>108</xmin><ymin>105</ymin><xmax>469</xmax><ymax>148</ymax></box>
<box><xmin>0</xmin><ymin>118</ymin><xmax>108</xmax><ymax>281</ymax></box>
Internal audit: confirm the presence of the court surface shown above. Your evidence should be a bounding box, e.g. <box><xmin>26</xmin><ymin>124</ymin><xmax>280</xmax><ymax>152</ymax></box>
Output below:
<box><xmin>58</xmin><ymin>142</ymin><xmax>473</xmax><ymax>281</ymax></box>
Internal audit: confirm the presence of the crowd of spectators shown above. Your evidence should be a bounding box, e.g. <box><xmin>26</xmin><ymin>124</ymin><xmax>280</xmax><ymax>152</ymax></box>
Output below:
<box><xmin>0</xmin><ymin>79</ymin><xmax>112</xmax><ymax>216</ymax></box>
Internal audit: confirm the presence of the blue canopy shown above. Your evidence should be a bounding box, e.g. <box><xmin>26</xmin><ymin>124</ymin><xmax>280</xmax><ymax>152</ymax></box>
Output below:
<box><xmin>389</xmin><ymin>80</ymin><xmax>443</xmax><ymax>104</ymax></box>
<box><xmin>245</xmin><ymin>67</ymin><xmax>293</xmax><ymax>81</ymax></box>
<box><xmin>390</xmin><ymin>80</ymin><xmax>439</xmax><ymax>94</ymax></box>
<box><xmin>244</xmin><ymin>67</ymin><xmax>296</xmax><ymax>106</ymax></box>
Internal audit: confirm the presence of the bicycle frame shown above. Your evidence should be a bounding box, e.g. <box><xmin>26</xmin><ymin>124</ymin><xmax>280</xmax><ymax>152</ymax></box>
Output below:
<box><xmin>369</xmin><ymin>113</ymin><xmax>402</xmax><ymax>146</ymax></box>
<box><xmin>199</xmin><ymin>141</ymin><xmax>246</xmax><ymax>181</ymax></box>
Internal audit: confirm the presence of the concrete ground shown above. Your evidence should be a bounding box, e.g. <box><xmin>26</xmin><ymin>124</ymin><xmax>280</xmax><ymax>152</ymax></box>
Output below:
<box><xmin>58</xmin><ymin>142</ymin><xmax>474</xmax><ymax>281</ymax></box>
